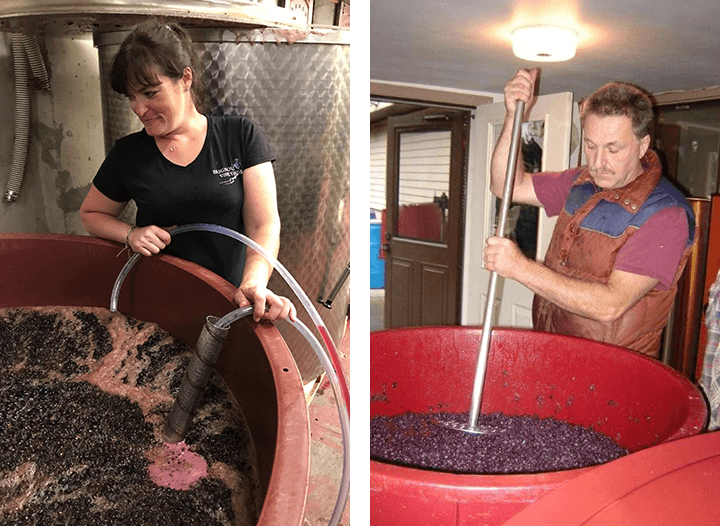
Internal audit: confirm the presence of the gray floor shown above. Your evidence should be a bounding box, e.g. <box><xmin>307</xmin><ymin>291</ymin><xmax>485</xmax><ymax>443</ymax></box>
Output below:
<box><xmin>303</xmin><ymin>317</ymin><xmax>350</xmax><ymax>526</ymax></box>
<box><xmin>370</xmin><ymin>288</ymin><xmax>384</xmax><ymax>332</ymax></box>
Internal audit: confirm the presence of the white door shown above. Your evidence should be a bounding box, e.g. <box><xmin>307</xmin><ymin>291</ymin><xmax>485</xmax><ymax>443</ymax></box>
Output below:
<box><xmin>461</xmin><ymin>92</ymin><xmax>576</xmax><ymax>327</ymax></box>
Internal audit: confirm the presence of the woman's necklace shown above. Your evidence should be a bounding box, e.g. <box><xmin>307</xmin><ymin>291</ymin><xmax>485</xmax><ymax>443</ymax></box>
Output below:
<box><xmin>164</xmin><ymin>116</ymin><xmax>205</xmax><ymax>155</ymax></box>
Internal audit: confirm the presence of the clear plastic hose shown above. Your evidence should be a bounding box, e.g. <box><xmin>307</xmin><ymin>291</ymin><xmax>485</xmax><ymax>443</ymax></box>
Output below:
<box><xmin>109</xmin><ymin>223</ymin><xmax>350</xmax><ymax>412</ymax></box>
<box><xmin>216</xmin><ymin>307</ymin><xmax>350</xmax><ymax>526</ymax></box>
<box><xmin>108</xmin><ymin>223</ymin><xmax>350</xmax><ymax>526</ymax></box>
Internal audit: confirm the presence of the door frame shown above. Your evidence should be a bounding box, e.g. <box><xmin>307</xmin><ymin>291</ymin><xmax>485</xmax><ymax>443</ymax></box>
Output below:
<box><xmin>383</xmin><ymin>107</ymin><xmax>470</xmax><ymax>328</ymax></box>
<box><xmin>461</xmin><ymin>92</ymin><xmax>575</xmax><ymax>326</ymax></box>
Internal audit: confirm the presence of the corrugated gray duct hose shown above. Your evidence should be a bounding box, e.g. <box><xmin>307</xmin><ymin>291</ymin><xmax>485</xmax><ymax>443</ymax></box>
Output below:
<box><xmin>6</xmin><ymin>34</ymin><xmax>50</xmax><ymax>203</ymax></box>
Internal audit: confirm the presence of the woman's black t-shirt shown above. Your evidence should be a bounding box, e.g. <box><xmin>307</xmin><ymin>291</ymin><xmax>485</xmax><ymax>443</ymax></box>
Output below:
<box><xmin>93</xmin><ymin>114</ymin><xmax>276</xmax><ymax>286</ymax></box>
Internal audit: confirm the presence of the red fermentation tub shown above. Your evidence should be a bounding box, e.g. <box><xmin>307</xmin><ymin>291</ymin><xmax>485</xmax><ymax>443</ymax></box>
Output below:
<box><xmin>370</xmin><ymin>326</ymin><xmax>707</xmax><ymax>526</ymax></box>
<box><xmin>0</xmin><ymin>233</ymin><xmax>310</xmax><ymax>526</ymax></box>
<box><xmin>501</xmin><ymin>430</ymin><xmax>720</xmax><ymax>526</ymax></box>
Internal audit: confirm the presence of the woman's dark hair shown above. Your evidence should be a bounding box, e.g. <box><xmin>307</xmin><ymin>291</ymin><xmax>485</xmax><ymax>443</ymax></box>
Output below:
<box><xmin>580</xmin><ymin>82</ymin><xmax>655</xmax><ymax>139</ymax></box>
<box><xmin>110</xmin><ymin>20</ymin><xmax>205</xmax><ymax>112</ymax></box>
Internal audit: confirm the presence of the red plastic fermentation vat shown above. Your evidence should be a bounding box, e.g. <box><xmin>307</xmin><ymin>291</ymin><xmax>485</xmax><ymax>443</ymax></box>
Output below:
<box><xmin>370</xmin><ymin>326</ymin><xmax>707</xmax><ymax>526</ymax></box>
<box><xmin>0</xmin><ymin>233</ymin><xmax>310</xmax><ymax>526</ymax></box>
<box><xmin>502</xmin><ymin>430</ymin><xmax>720</xmax><ymax>526</ymax></box>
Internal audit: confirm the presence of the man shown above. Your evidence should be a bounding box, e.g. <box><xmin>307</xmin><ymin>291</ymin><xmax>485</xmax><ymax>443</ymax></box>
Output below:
<box><xmin>485</xmin><ymin>69</ymin><xmax>696</xmax><ymax>357</ymax></box>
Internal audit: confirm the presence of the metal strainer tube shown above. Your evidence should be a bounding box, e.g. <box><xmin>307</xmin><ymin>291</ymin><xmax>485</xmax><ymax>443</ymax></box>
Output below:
<box><xmin>162</xmin><ymin>313</ymin><xmax>237</xmax><ymax>443</ymax></box>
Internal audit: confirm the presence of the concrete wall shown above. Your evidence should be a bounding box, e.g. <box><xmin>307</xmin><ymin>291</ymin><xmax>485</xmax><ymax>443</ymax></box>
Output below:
<box><xmin>0</xmin><ymin>32</ymin><xmax>105</xmax><ymax>235</ymax></box>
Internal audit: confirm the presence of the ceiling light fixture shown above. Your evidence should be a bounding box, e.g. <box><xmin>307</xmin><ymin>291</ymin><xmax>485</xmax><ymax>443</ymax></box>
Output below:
<box><xmin>511</xmin><ymin>25</ymin><xmax>578</xmax><ymax>62</ymax></box>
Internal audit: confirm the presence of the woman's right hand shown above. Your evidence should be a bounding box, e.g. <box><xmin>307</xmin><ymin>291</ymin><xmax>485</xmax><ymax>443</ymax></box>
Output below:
<box><xmin>128</xmin><ymin>225</ymin><xmax>173</xmax><ymax>256</ymax></box>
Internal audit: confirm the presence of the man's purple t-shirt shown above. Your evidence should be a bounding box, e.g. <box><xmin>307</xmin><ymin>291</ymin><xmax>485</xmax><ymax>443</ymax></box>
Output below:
<box><xmin>533</xmin><ymin>171</ymin><xmax>688</xmax><ymax>291</ymax></box>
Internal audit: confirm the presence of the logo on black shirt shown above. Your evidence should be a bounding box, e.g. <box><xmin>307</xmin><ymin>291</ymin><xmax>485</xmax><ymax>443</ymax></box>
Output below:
<box><xmin>213</xmin><ymin>158</ymin><xmax>242</xmax><ymax>185</ymax></box>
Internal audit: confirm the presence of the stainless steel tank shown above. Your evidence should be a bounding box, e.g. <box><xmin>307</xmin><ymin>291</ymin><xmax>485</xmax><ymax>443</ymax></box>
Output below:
<box><xmin>94</xmin><ymin>27</ymin><xmax>350</xmax><ymax>382</ymax></box>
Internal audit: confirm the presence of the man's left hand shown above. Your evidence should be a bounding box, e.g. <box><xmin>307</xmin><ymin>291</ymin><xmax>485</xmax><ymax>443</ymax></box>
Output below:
<box><xmin>484</xmin><ymin>236</ymin><xmax>529</xmax><ymax>280</ymax></box>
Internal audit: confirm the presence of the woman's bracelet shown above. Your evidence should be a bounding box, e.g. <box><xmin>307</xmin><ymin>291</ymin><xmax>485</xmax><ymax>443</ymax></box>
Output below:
<box><xmin>117</xmin><ymin>225</ymin><xmax>137</xmax><ymax>258</ymax></box>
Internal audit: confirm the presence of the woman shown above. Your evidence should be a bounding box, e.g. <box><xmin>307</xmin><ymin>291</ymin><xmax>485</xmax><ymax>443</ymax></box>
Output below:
<box><xmin>80</xmin><ymin>20</ymin><xmax>295</xmax><ymax>323</ymax></box>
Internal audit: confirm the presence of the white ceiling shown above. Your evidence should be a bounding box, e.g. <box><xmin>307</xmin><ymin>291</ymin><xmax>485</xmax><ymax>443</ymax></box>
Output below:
<box><xmin>370</xmin><ymin>0</ymin><xmax>720</xmax><ymax>101</ymax></box>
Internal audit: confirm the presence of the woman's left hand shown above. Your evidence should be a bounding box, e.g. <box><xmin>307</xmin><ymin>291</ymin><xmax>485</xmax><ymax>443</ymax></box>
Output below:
<box><xmin>235</xmin><ymin>283</ymin><xmax>297</xmax><ymax>323</ymax></box>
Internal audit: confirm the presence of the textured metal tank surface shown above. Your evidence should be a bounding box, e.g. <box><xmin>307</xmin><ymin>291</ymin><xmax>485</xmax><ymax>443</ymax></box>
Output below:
<box><xmin>0</xmin><ymin>1</ymin><xmax>303</xmax><ymax>35</ymax></box>
<box><xmin>95</xmin><ymin>28</ymin><xmax>350</xmax><ymax>382</ymax></box>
